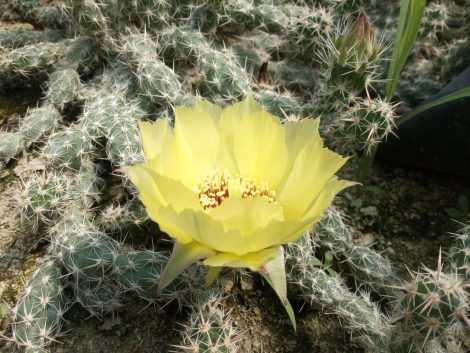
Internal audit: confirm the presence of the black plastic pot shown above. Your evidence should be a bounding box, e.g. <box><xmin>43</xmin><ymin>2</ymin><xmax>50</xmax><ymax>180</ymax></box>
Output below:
<box><xmin>377</xmin><ymin>67</ymin><xmax>470</xmax><ymax>177</ymax></box>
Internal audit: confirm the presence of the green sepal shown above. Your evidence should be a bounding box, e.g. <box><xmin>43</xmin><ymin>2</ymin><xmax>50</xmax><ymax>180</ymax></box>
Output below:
<box><xmin>157</xmin><ymin>241</ymin><xmax>216</xmax><ymax>295</ymax></box>
<box><xmin>205</xmin><ymin>266</ymin><xmax>222</xmax><ymax>287</ymax></box>
<box><xmin>260</xmin><ymin>246</ymin><xmax>297</xmax><ymax>331</ymax></box>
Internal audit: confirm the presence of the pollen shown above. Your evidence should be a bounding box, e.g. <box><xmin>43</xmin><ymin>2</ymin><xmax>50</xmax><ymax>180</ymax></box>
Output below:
<box><xmin>194</xmin><ymin>170</ymin><xmax>276</xmax><ymax>210</ymax></box>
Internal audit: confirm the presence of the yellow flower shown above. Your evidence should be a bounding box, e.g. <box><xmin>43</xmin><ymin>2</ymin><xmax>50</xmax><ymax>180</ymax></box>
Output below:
<box><xmin>126</xmin><ymin>96</ymin><xmax>354</xmax><ymax>292</ymax></box>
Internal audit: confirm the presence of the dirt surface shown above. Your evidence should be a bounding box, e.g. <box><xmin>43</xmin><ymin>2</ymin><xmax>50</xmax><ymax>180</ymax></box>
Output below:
<box><xmin>338</xmin><ymin>161</ymin><xmax>470</xmax><ymax>274</ymax></box>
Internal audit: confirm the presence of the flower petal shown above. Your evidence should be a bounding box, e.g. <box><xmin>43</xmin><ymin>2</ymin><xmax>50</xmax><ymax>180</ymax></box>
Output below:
<box><xmin>151</xmin><ymin>170</ymin><xmax>201</xmax><ymax>212</ymax></box>
<box><xmin>302</xmin><ymin>177</ymin><xmax>356</xmax><ymax>221</ymax></box>
<box><xmin>126</xmin><ymin>164</ymin><xmax>166</xmax><ymax>209</ymax></box>
<box><xmin>203</xmin><ymin>247</ymin><xmax>278</xmax><ymax>271</ymax></box>
<box><xmin>169</xmin><ymin>106</ymin><xmax>220</xmax><ymax>186</ymax></box>
<box><xmin>155</xmin><ymin>206</ymin><xmax>249</xmax><ymax>252</ymax></box>
<box><xmin>153</xmin><ymin>196</ymin><xmax>311</xmax><ymax>255</ymax></box>
<box><xmin>127</xmin><ymin>165</ymin><xmax>200</xmax><ymax>212</ymax></box>
<box><xmin>231</xmin><ymin>110</ymin><xmax>288</xmax><ymax>188</ymax></box>
<box><xmin>219</xmin><ymin>94</ymin><xmax>263</xmax><ymax>126</ymax></box>
<box><xmin>150</xmin><ymin>207</ymin><xmax>195</xmax><ymax>244</ymax></box>
<box><xmin>247</xmin><ymin>218</ymin><xmax>314</xmax><ymax>250</ymax></box>
<box><xmin>278</xmin><ymin>178</ymin><xmax>355</xmax><ymax>244</ymax></box>
<box><xmin>215</xmin><ymin>95</ymin><xmax>263</xmax><ymax>175</ymax></box>
<box><xmin>191</xmin><ymin>99</ymin><xmax>222</xmax><ymax>122</ymax></box>
<box><xmin>155</xmin><ymin>201</ymin><xmax>286</xmax><ymax>255</ymax></box>
<box><xmin>209</xmin><ymin>197</ymin><xmax>284</xmax><ymax>235</ymax></box>
<box><xmin>126</xmin><ymin>166</ymin><xmax>202</xmax><ymax>244</ymax></box>
<box><xmin>277</xmin><ymin>140</ymin><xmax>349</xmax><ymax>220</ymax></box>
<box><xmin>284</xmin><ymin>118</ymin><xmax>321</xmax><ymax>158</ymax></box>
<box><xmin>139</xmin><ymin>119</ymin><xmax>173</xmax><ymax>161</ymax></box>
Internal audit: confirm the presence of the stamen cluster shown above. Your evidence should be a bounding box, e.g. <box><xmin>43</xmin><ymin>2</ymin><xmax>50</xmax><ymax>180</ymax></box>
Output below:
<box><xmin>194</xmin><ymin>170</ymin><xmax>276</xmax><ymax>210</ymax></box>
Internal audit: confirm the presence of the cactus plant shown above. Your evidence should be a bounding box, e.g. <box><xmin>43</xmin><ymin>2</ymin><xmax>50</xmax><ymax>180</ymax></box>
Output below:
<box><xmin>254</xmin><ymin>90</ymin><xmax>301</xmax><ymax>117</ymax></box>
<box><xmin>347</xmin><ymin>246</ymin><xmax>396</xmax><ymax>292</ymax></box>
<box><xmin>285</xmin><ymin>5</ymin><xmax>335</xmax><ymax>62</ymax></box>
<box><xmin>51</xmin><ymin>227</ymin><xmax>120</xmax><ymax>280</ymax></box>
<box><xmin>419</xmin><ymin>2</ymin><xmax>449</xmax><ymax>42</ymax></box>
<box><xmin>16</xmin><ymin>172</ymin><xmax>90</xmax><ymax>223</ymax></box>
<box><xmin>175</xmin><ymin>289</ymin><xmax>240</xmax><ymax>353</ymax></box>
<box><xmin>60</xmin><ymin>0</ymin><xmax>109</xmax><ymax>38</ymax></box>
<box><xmin>390</xmin><ymin>262</ymin><xmax>470</xmax><ymax>353</ymax></box>
<box><xmin>42</xmin><ymin>125</ymin><xmax>94</xmax><ymax>170</ymax></box>
<box><xmin>3</xmin><ymin>1</ymin><xmax>469</xmax><ymax>352</ymax></box>
<box><xmin>0</xmin><ymin>29</ymin><xmax>62</xmax><ymax>48</ymax></box>
<box><xmin>314</xmin><ymin>206</ymin><xmax>353</xmax><ymax>254</ymax></box>
<box><xmin>106</xmin><ymin>107</ymin><xmax>145</xmax><ymax>167</ymax></box>
<box><xmin>8</xmin><ymin>41</ymin><xmax>66</xmax><ymax>77</ymax></box>
<box><xmin>79</xmin><ymin>90</ymin><xmax>128</xmax><ymax>138</ymax></box>
<box><xmin>323</xmin><ymin>97</ymin><xmax>396</xmax><ymax>155</ymax></box>
<box><xmin>46</xmin><ymin>68</ymin><xmax>82</xmax><ymax>109</ymax></box>
<box><xmin>0</xmin><ymin>131</ymin><xmax>25</xmax><ymax>160</ymax></box>
<box><xmin>98</xmin><ymin>199</ymin><xmax>148</xmax><ymax>233</ymax></box>
<box><xmin>19</xmin><ymin>104</ymin><xmax>62</xmax><ymax>146</ymax></box>
<box><xmin>286</xmin><ymin>233</ymin><xmax>391</xmax><ymax>351</ymax></box>
<box><xmin>63</xmin><ymin>36</ymin><xmax>101</xmax><ymax>75</ymax></box>
<box><xmin>448</xmin><ymin>224</ymin><xmax>470</xmax><ymax>280</ymax></box>
<box><xmin>319</xmin><ymin>15</ymin><xmax>384</xmax><ymax>100</ymax></box>
<box><xmin>11</xmin><ymin>259</ymin><xmax>68</xmax><ymax>353</ymax></box>
<box><xmin>196</xmin><ymin>47</ymin><xmax>250</xmax><ymax>101</ymax></box>
<box><xmin>70</xmin><ymin>275</ymin><xmax>121</xmax><ymax>318</ymax></box>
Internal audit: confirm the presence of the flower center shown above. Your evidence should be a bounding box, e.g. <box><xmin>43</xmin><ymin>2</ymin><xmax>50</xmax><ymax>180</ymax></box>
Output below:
<box><xmin>194</xmin><ymin>170</ymin><xmax>276</xmax><ymax>210</ymax></box>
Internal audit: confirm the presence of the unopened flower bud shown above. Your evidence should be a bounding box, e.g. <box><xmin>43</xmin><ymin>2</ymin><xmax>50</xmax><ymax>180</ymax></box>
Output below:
<box><xmin>336</xmin><ymin>15</ymin><xmax>380</xmax><ymax>68</ymax></box>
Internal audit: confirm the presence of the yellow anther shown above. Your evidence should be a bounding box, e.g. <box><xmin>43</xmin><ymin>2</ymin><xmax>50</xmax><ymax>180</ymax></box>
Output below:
<box><xmin>194</xmin><ymin>170</ymin><xmax>276</xmax><ymax>211</ymax></box>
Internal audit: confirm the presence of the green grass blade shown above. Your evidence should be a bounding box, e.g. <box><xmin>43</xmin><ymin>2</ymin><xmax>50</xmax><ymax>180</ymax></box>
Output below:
<box><xmin>398</xmin><ymin>87</ymin><xmax>470</xmax><ymax>126</ymax></box>
<box><xmin>385</xmin><ymin>0</ymin><xmax>426</xmax><ymax>99</ymax></box>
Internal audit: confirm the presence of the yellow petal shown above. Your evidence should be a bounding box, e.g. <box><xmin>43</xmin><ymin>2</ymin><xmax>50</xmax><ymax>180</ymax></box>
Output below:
<box><xmin>215</xmin><ymin>95</ymin><xmax>264</xmax><ymax>174</ymax></box>
<box><xmin>277</xmin><ymin>178</ymin><xmax>356</xmax><ymax>244</ymax></box>
<box><xmin>149</xmin><ymin>206</ymin><xmax>195</xmax><ymax>244</ymax></box>
<box><xmin>155</xmin><ymin>206</ymin><xmax>251</xmax><ymax>253</ymax></box>
<box><xmin>152</xmin><ymin>192</ymin><xmax>309</xmax><ymax>255</ymax></box>
<box><xmin>219</xmin><ymin>94</ymin><xmax>263</xmax><ymax>126</ymax></box>
<box><xmin>125</xmin><ymin>166</ymin><xmax>202</xmax><ymax>244</ymax></box>
<box><xmin>152</xmin><ymin>170</ymin><xmax>201</xmax><ymax>212</ymax></box>
<box><xmin>277</xmin><ymin>140</ymin><xmax>349</xmax><ymax>220</ymax></box>
<box><xmin>231</xmin><ymin>110</ymin><xmax>288</xmax><ymax>188</ymax></box>
<box><xmin>302</xmin><ymin>177</ymin><xmax>357</xmax><ymax>222</ymax></box>
<box><xmin>126</xmin><ymin>164</ymin><xmax>166</xmax><ymax>209</ymax></box>
<box><xmin>127</xmin><ymin>165</ymin><xmax>200</xmax><ymax>212</ymax></box>
<box><xmin>155</xmin><ymin>202</ymin><xmax>286</xmax><ymax>255</ymax></box>
<box><xmin>246</xmin><ymin>218</ymin><xmax>314</xmax><ymax>250</ymax></box>
<box><xmin>284</xmin><ymin>118</ymin><xmax>321</xmax><ymax>158</ymax></box>
<box><xmin>210</xmin><ymin>197</ymin><xmax>312</xmax><ymax>252</ymax></box>
<box><xmin>169</xmin><ymin>106</ymin><xmax>220</xmax><ymax>186</ymax></box>
<box><xmin>209</xmin><ymin>197</ymin><xmax>284</xmax><ymax>235</ymax></box>
<box><xmin>138</xmin><ymin>119</ymin><xmax>173</xmax><ymax>161</ymax></box>
<box><xmin>191</xmin><ymin>99</ymin><xmax>222</xmax><ymax>122</ymax></box>
<box><xmin>203</xmin><ymin>247</ymin><xmax>278</xmax><ymax>271</ymax></box>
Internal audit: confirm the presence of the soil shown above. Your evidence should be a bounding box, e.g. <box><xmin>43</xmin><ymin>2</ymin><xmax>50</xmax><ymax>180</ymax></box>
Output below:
<box><xmin>1</xmin><ymin>90</ymin><xmax>469</xmax><ymax>353</ymax></box>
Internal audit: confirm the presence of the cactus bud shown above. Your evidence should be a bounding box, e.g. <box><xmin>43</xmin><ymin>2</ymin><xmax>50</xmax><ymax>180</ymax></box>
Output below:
<box><xmin>320</xmin><ymin>15</ymin><xmax>384</xmax><ymax>99</ymax></box>
<box><xmin>336</xmin><ymin>15</ymin><xmax>380</xmax><ymax>68</ymax></box>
